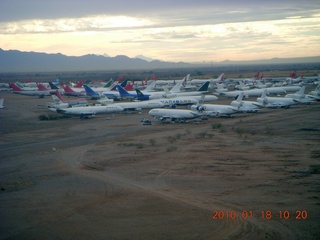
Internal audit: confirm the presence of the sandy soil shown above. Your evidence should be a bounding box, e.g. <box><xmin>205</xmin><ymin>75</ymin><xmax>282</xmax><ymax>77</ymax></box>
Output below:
<box><xmin>0</xmin><ymin>90</ymin><xmax>319</xmax><ymax>240</ymax></box>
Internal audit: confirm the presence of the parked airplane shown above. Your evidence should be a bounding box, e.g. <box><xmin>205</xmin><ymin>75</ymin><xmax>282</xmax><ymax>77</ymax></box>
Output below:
<box><xmin>62</xmin><ymin>84</ymin><xmax>86</xmax><ymax>97</ymax></box>
<box><xmin>257</xmin><ymin>90</ymin><xmax>300</xmax><ymax>108</ymax></box>
<box><xmin>83</xmin><ymin>84</ymin><xmax>120</xmax><ymax>100</ymax></box>
<box><xmin>56</xmin><ymin>105</ymin><xmax>123</xmax><ymax>118</ymax></box>
<box><xmin>190</xmin><ymin>73</ymin><xmax>225</xmax><ymax>85</ymax></box>
<box><xmin>171</xmin><ymin>81</ymin><xmax>210</xmax><ymax>97</ymax></box>
<box><xmin>191</xmin><ymin>103</ymin><xmax>238</xmax><ymax>117</ymax></box>
<box><xmin>253</xmin><ymin>80</ymin><xmax>267</xmax><ymax>89</ymax></box>
<box><xmin>221</xmin><ymin>87</ymin><xmax>286</xmax><ymax>98</ymax></box>
<box><xmin>235</xmin><ymin>81</ymin><xmax>250</xmax><ymax>90</ymax></box>
<box><xmin>112</xmin><ymin>99</ymin><xmax>165</xmax><ymax>111</ymax></box>
<box><xmin>149</xmin><ymin>108</ymin><xmax>203</xmax><ymax>122</ymax></box>
<box><xmin>0</xmin><ymin>98</ymin><xmax>4</xmax><ymax>109</ymax></box>
<box><xmin>285</xmin><ymin>86</ymin><xmax>305</xmax><ymax>99</ymax></box>
<box><xmin>230</xmin><ymin>92</ymin><xmax>264</xmax><ymax>112</ymax></box>
<box><xmin>308</xmin><ymin>85</ymin><xmax>320</xmax><ymax>99</ymax></box>
<box><xmin>53</xmin><ymin>90</ymin><xmax>88</xmax><ymax>106</ymax></box>
<box><xmin>158</xmin><ymin>96</ymin><xmax>210</xmax><ymax>107</ymax></box>
<box><xmin>285</xmin><ymin>86</ymin><xmax>314</xmax><ymax>104</ymax></box>
<box><xmin>215</xmin><ymin>83</ymin><xmax>228</xmax><ymax>94</ymax></box>
<box><xmin>9</xmin><ymin>83</ymin><xmax>52</xmax><ymax>97</ymax></box>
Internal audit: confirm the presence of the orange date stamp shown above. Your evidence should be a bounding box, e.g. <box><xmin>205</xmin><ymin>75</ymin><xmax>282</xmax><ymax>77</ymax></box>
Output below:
<box><xmin>212</xmin><ymin>210</ymin><xmax>308</xmax><ymax>220</ymax></box>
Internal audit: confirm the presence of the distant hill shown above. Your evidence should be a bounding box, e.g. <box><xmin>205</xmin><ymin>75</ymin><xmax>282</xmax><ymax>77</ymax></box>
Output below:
<box><xmin>0</xmin><ymin>48</ymin><xmax>319</xmax><ymax>72</ymax></box>
<box><xmin>0</xmin><ymin>49</ymin><xmax>191</xmax><ymax>72</ymax></box>
<box><xmin>198</xmin><ymin>56</ymin><xmax>320</xmax><ymax>66</ymax></box>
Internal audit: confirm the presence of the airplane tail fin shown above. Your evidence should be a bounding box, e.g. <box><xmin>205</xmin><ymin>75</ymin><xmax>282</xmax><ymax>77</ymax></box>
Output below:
<box><xmin>236</xmin><ymin>92</ymin><xmax>244</xmax><ymax>102</ymax></box>
<box><xmin>253</xmin><ymin>72</ymin><xmax>260</xmax><ymax>78</ymax></box>
<box><xmin>171</xmin><ymin>82</ymin><xmax>182</xmax><ymax>93</ymax></box>
<box><xmin>49</xmin><ymin>82</ymin><xmax>59</xmax><ymax>90</ymax></box>
<box><xmin>135</xmin><ymin>89</ymin><xmax>149</xmax><ymax>100</ymax></box>
<box><xmin>116</xmin><ymin>85</ymin><xmax>131</xmax><ymax>97</ymax></box>
<box><xmin>74</xmin><ymin>80</ymin><xmax>84</xmax><ymax>88</ymax></box>
<box><xmin>62</xmin><ymin>84</ymin><xmax>76</xmax><ymax>93</ymax></box>
<box><xmin>289</xmin><ymin>71</ymin><xmax>297</xmax><ymax>78</ymax></box>
<box><xmin>54</xmin><ymin>90</ymin><xmax>65</xmax><ymax>102</ymax></box>
<box><xmin>9</xmin><ymin>83</ymin><xmax>23</xmax><ymax>91</ymax></box>
<box><xmin>261</xmin><ymin>89</ymin><xmax>267</xmax><ymax>99</ymax></box>
<box><xmin>217</xmin><ymin>73</ymin><xmax>225</xmax><ymax>81</ymax></box>
<box><xmin>124</xmin><ymin>81</ymin><xmax>134</xmax><ymax>91</ymax></box>
<box><xmin>51</xmin><ymin>94</ymin><xmax>63</xmax><ymax>104</ymax></box>
<box><xmin>151</xmin><ymin>74</ymin><xmax>157</xmax><ymax>80</ymax></box>
<box><xmin>36</xmin><ymin>82</ymin><xmax>49</xmax><ymax>91</ymax></box>
<box><xmin>104</xmin><ymin>79</ymin><xmax>113</xmax><ymax>88</ymax></box>
<box><xmin>144</xmin><ymin>81</ymin><xmax>156</xmax><ymax>92</ymax></box>
<box><xmin>181</xmin><ymin>76</ymin><xmax>187</xmax><ymax>87</ymax></box>
<box><xmin>83</xmin><ymin>84</ymin><xmax>99</xmax><ymax>97</ymax></box>
<box><xmin>298</xmin><ymin>86</ymin><xmax>305</xmax><ymax>95</ymax></box>
<box><xmin>198</xmin><ymin>81</ymin><xmax>210</xmax><ymax>92</ymax></box>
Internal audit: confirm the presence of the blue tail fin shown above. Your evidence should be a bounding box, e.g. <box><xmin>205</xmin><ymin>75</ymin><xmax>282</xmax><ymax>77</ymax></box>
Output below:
<box><xmin>83</xmin><ymin>85</ymin><xmax>100</xmax><ymax>98</ymax></box>
<box><xmin>135</xmin><ymin>89</ymin><xmax>150</xmax><ymax>100</ymax></box>
<box><xmin>116</xmin><ymin>85</ymin><xmax>136</xmax><ymax>99</ymax></box>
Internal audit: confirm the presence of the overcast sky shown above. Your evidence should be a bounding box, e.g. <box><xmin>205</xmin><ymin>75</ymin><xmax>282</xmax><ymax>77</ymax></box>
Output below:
<box><xmin>1</xmin><ymin>0</ymin><xmax>319</xmax><ymax>62</ymax></box>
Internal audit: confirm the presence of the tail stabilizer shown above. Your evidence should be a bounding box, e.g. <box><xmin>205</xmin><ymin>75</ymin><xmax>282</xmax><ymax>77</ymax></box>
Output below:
<box><xmin>116</xmin><ymin>85</ymin><xmax>133</xmax><ymax>98</ymax></box>
<box><xmin>9</xmin><ymin>83</ymin><xmax>23</xmax><ymax>91</ymax></box>
<box><xmin>289</xmin><ymin>71</ymin><xmax>297</xmax><ymax>78</ymax></box>
<box><xmin>198</xmin><ymin>81</ymin><xmax>210</xmax><ymax>92</ymax></box>
<box><xmin>253</xmin><ymin>72</ymin><xmax>260</xmax><ymax>78</ymax></box>
<box><xmin>124</xmin><ymin>81</ymin><xmax>134</xmax><ymax>91</ymax></box>
<box><xmin>104</xmin><ymin>79</ymin><xmax>113</xmax><ymax>88</ymax></box>
<box><xmin>51</xmin><ymin>94</ymin><xmax>63</xmax><ymax>104</ymax></box>
<box><xmin>181</xmin><ymin>76</ymin><xmax>187</xmax><ymax>87</ymax></box>
<box><xmin>0</xmin><ymin>98</ymin><xmax>4</xmax><ymax>109</ymax></box>
<box><xmin>135</xmin><ymin>89</ymin><xmax>149</xmax><ymax>100</ymax></box>
<box><xmin>171</xmin><ymin>82</ymin><xmax>183</xmax><ymax>93</ymax></box>
<box><xmin>236</xmin><ymin>92</ymin><xmax>244</xmax><ymax>102</ymax></box>
<box><xmin>49</xmin><ymin>82</ymin><xmax>59</xmax><ymax>90</ymax></box>
<box><xmin>83</xmin><ymin>84</ymin><xmax>100</xmax><ymax>97</ymax></box>
<box><xmin>217</xmin><ymin>73</ymin><xmax>225</xmax><ymax>81</ymax></box>
<box><xmin>144</xmin><ymin>81</ymin><xmax>156</xmax><ymax>92</ymax></box>
<box><xmin>54</xmin><ymin>90</ymin><xmax>65</xmax><ymax>102</ymax></box>
<box><xmin>74</xmin><ymin>80</ymin><xmax>84</xmax><ymax>88</ymax></box>
<box><xmin>36</xmin><ymin>83</ymin><xmax>49</xmax><ymax>91</ymax></box>
<box><xmin>62</xmin><ymin>84</ymin><xmax>76</xmax><ymax>93</ymax></box>
<box><xmin>261</xmin><ymin>89</ymin><xmax>267</xmax><ymax>99</ymax></box>
<box><xmin>297</xmin><ymin>86</ymin><xmax>305</xmax><ymax>95</ymax></box>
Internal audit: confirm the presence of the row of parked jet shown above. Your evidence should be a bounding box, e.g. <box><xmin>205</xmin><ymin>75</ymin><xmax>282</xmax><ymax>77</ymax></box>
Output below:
<box><xmin>48</xmin><ymin>82</ymin><xmax>319</xmax><ymax>121</ymax></box>
<box><xmin>4</xmin><ymin>72</ymin><xmax>320</xmax><ymax>121</ymax></box>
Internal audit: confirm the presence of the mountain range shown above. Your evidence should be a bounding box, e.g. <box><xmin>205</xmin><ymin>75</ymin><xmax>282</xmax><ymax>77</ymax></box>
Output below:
<box><xmin>0</xmin><ymin>48</ymin><xmax>319</xmax><ymax>73</ymax></box>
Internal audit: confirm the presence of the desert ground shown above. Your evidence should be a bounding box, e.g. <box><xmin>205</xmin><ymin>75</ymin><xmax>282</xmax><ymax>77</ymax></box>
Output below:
<box><xmin>0</xmin><ymin>89</ymin><xmax>319</xmax><ymax>240</ymax></box>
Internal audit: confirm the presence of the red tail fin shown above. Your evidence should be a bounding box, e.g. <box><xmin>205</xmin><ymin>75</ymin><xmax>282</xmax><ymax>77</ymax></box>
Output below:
<box><xmin>36</xmin><ymin>82</ymin><xmax>49</xmax><ymax>91</ymax></box>
<box><xmin>9</xmin><ymin>83</ymin><xmax>23</xmax><ymax>91</ymax></box>
<box><xmin>74</xmin><ymin>80</ymin><xmax>84</xmax><ymax>88</ymax></box>
<box><xmin>55</xmin><ymin>90</ymin><xmax>65</xmax><ymax>102</ymax></box>
<box><xmin>124</xmin><ymin>81</ymin><xmax>134</xmax><ymax>91</ymax></box>
<box><xmin>289</xmin><ymin>71</ymin><xmax>297</xmax><ymax>78</ymax></box>
<box><xmin>117</xmin><ymin>75</ymin><xmax>124</xmax><ymax>83</ymax></box>
<box><xmin>62</xmin><ymin>84</ymin><xmax>76</xmax><ymax>93</ymax></box>
<box><xmin>253</xmin><ymin>72</ymin><xmax>260</xmax><ymax>78</ymax></box>
<box><xmin>151</xmin><ymin>74</ymin><xmax>157</xmax><ymax>80</ymax></box>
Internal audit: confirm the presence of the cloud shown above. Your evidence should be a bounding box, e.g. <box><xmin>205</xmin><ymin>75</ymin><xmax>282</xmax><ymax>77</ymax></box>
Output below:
<box><xmin>1</xmin><ymin>0</ymin><xmax>319</xmax><ymax>62</ymax></box>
